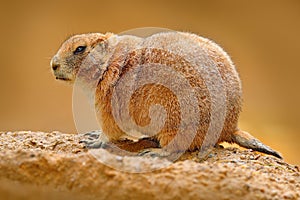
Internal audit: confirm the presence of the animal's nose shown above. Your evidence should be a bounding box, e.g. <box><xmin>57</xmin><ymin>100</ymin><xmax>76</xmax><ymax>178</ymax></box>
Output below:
<box><xmin>52</xmin><ymin>63</ymin><xmax>60</xmax><ymax>71</ymax></box>
<box><xmin>51</xmin><ymin>56</ymin><xmax>60</xmax><ymax>71</ymax></box>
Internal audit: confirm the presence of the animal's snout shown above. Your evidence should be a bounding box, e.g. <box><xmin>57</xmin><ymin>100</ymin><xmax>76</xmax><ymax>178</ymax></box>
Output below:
<box><xmin>51</xmin><ymin>56</ymin><xmax>60</xmax><ymax>71</ymax></box>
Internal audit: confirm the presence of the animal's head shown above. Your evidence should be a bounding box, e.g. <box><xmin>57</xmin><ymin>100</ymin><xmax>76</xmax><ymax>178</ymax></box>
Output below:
<box><xmin>50</xmin><ymin>32</ymin><xmax>113</xmax><ymax>83</ymax></box>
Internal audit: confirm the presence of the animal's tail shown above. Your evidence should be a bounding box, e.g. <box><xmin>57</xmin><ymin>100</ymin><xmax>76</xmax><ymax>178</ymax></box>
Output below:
<box><xmin>231</xmin><ymin>130</ymin><xmax>282</xmax><ymax>159</ymax></box>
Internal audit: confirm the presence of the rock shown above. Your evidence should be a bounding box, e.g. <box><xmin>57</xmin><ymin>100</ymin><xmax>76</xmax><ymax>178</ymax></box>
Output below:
<box><xmin>0</xmin><ymin>131</ymin><xmax>299</xmax><ymax>200</ymax></box>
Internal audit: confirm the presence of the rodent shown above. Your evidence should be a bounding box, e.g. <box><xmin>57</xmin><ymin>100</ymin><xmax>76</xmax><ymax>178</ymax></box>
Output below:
<box><xmin>51</xmin><ymin>31</ymin><xmax>282</xmax><ymax>159</ymax></box>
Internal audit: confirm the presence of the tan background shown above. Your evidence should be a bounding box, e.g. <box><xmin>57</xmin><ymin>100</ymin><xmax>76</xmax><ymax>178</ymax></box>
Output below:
<box><xmin>0</xmin><ymin>0</ymin><xmax>299</xmax><ymax>165</ymax></box>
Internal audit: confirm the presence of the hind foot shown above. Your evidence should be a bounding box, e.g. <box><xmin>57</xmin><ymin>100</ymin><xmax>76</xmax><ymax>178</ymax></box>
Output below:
<box><xmin>80</xmin><ymin>132</ymin><xmax>160</xmax><ymax>154</ymax></box>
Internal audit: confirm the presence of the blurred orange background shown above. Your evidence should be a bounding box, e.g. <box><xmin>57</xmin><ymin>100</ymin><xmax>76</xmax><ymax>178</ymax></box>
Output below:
<box><xmin>0</xmin><ymin>0</ymin><xmax>299</xmax><ymax>165</ymax></box>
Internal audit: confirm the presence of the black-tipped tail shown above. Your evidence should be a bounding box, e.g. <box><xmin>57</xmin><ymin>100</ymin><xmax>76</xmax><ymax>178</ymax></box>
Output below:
<box><xmin>232</xmin><ymin>130</ymin><xmax>282</xmax><ymax>159</ymax></box>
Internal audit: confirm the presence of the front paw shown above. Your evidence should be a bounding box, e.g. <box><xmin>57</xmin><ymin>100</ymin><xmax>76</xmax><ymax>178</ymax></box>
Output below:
<box><xmin>79</xmin><ymin>130</ymin><xmax>109</xmax><ymax>149</ymax></box>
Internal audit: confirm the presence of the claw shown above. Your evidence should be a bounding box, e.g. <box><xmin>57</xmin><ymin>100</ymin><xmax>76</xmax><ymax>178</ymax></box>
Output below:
<box><xmin>138</xmin><ymin>148</ymin><xmax>172</xmax><ymax>158</ymax></box>
<box><xmin>79</xmin><ymin>139</ymin><xmax>108</xmax><ymax>149</ymax></box>
<box><xmin>83</xmin><ymin>130</ymin><xmax>101</xmax><ymax>139</ymax></box>
<box><xmin>79</xmin><ymin>130</ymin><xmax>108</xmax><ymax>149</ymax></box>
<box><xmin>138</xmin><ymin>149</ymin><xmax>153</xmax><ymax>156</ymax></box>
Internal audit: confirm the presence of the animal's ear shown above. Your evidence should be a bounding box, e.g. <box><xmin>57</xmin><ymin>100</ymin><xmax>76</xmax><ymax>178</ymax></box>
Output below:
<box><xmin>104</xmin><ymin>32</ymin><xmax>114</xmax><ymax>38</ymax></box>
<box><xmin>90</xmin><ymin>33</ymin><xmax>113</xmax><ymax>48</ymax></box>
<box><xmin>90</xmin><ymin>34</ymin><xmax>104</xmax><ymax>48</ymax></box>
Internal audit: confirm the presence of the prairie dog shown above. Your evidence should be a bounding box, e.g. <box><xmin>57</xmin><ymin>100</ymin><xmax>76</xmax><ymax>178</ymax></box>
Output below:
<box><xmin>51</xmin><ymin>31</ymin><xmax>282</xmax><ymax>159</ymax></box>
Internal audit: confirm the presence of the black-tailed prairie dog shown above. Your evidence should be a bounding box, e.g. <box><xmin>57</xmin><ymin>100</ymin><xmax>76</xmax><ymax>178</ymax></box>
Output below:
<box><xmin>51</xmin><ymin>31</ymin><xmax>282</xmax><ymax>159</ymax></box>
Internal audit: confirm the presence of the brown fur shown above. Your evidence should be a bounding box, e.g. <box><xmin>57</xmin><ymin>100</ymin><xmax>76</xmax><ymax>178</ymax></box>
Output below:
<box><xmin>51</xmin><ymin>31</ymin><xmax>282</xmax><ymax>158</ymax></box>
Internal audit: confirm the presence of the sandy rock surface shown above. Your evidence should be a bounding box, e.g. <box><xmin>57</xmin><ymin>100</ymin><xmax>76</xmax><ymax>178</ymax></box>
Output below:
<box><xmin>0</xmin><ymin>131</ymin><xmax>299</xmax><ymax>200</ymax></box>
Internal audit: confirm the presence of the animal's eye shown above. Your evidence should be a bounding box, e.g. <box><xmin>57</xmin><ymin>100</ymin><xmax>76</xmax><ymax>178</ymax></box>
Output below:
<box><xmin>73</xmin><ymin>46</ymin><xmax>86</xmax><ymax>54</ymax></box>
